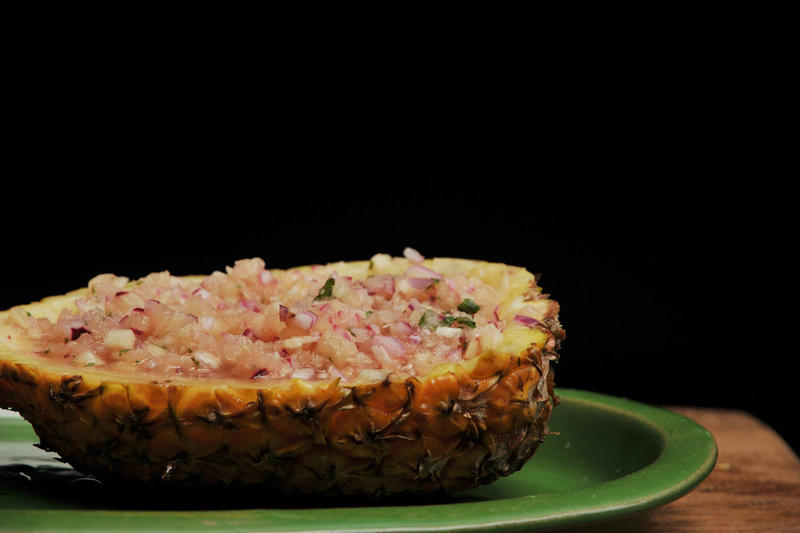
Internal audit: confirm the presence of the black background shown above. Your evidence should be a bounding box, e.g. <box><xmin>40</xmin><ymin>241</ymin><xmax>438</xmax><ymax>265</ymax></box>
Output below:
<box><xmin>1</xmin><ymin>50</ymin><xmax>793</xmax><ymax>454</ymax></box>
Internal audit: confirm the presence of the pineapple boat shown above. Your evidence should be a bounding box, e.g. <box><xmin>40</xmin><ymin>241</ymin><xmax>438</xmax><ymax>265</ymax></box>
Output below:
<box><xmin>0</xmin><ymin>249</ymin><xmax>564</xmax><ymax>496</ymax></box>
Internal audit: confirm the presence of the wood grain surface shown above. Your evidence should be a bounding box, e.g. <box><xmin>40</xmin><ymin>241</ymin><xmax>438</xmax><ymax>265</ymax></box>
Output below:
<box><xmin>643</xmin><ymin>407</ymin><xmax>800</xmax><ymax>532</ymax></box>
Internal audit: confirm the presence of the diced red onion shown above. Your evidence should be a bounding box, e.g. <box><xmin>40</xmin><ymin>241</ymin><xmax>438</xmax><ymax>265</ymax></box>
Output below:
<box><xmin>364</xmin><ymin>274</ymin><xmax>395</xmax><ymax>296</ymax></box>
<box><xmin>403</xmin><ymin>247</ymin><xmax>425</xmax><ymax>263</ymax></box>
<box><xmin>372</xmin><ymin>344</ymin><xmax>393</xmax><ymax>366</ymax></box>
<box><xmin>241</xmin><ymin>299</ymin><xmax>261</xmax><ymax>312</ymax></box>
<box><xmin>408</xmin><ymin>333</ymin><xmax>422</xmax><ymax>344</ymax></box>
<box><xmin>192</xmin><ymin>287</ymin><xmax>211</xmax><ymax>300</ymax></box>
<box><xmin>199</xmin><ymin>316</ymin><xmax>215</xmax><ymax>331</ymax></box>
<box><xmin>259</xmin><ymin>269</ymin><xmax>274</xmax><ymax>284</ymax></box>
<box><xmin>334</xmin><ymin>325</ymin><xmax>352</xmax><ymax>341</ymax></box>
<box><xmin>279</xmin><ymin>304</ymin><xmax>289</xmax><ymax>321</ymax></box>
<box><xmin>407</xmin><ymin>277</ymin><xmax>434</xmax><ymax>290</ymax></box>
<box><xmin>395</xmin><ymin>321</ymin><xmax>414</xmax><ymax>337</ymax></box>
<box><xmin>115</xmin><ymin>291</ymin><xmax>129</xmax><ymax>297</ymax></box>
<box><xmin>373</xmin><ymin>335</ymin><xmax>406</xmax><ymax>359</ymax></box>
<box><xmin>295</xmin><ymin>310</ymin><xmax>317</xmax><ymax>330</ymax></box>
<box><xmin>514</xmin><ymin>315</ymin><xmax>539</xmax><ymax>327</ymax></box>
<box><xmin>406</xmin><ymin>265</ymin><xmax>443</xmax><ymax>280</ymax></box>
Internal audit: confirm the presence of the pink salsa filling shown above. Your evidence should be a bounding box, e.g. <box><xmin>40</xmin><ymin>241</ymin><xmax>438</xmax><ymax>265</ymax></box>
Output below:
<box><xmin>8</xmin><ymin>253</ymin><xmax>511</xmax><ymax>382</ymax></box>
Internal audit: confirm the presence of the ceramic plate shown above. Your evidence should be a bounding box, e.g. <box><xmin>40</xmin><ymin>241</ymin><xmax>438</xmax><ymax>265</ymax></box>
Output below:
<box><xmin>0</xmin><ymin>388</ymin><xmax>717</xmax><ymax>532</ymax></box>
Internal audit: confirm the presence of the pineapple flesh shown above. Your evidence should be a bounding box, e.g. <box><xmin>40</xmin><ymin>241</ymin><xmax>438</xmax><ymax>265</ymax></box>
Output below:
<box><xmin>0</xmin><ymin>252</ymin><xmax>564</xmax><ymax>496</ymax></box>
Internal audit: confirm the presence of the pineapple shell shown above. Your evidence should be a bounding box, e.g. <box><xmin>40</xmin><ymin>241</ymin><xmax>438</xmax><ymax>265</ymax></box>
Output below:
<box><xmin>0</xmin><ymin>257</ymin><xmax>564</xmax><ymax>496</ymax></box>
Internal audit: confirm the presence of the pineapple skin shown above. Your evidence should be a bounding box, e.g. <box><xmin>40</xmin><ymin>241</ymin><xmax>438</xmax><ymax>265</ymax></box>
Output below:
<box><xmin>0</xmin><ymin>258</ymin><xmax>563</xmax><ymax>496</ymax></box>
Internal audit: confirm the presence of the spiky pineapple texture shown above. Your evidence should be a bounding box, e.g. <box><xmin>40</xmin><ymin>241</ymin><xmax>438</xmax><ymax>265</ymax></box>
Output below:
<box><xmin>0</xmin><ymin>256</ymin><xmax>564</xmax><ymax>496</ymax></box>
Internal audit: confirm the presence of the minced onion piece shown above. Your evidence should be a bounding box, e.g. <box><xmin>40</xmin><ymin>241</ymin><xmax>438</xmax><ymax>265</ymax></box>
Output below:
<box><xmin>259</xmin><ymin>269</ymin><xmax>274</xmax><ymax>284</ymax></box>
<box><xmin>406</xmin><ymin>265</ymin><xmax>443</xmax><ymax>280</ymax></box>
<box><xmin>403</xmin><ymin>247</ymin><xmax>425</xmax><ymax>263</ymax></box>
<box><xmin>241</xmin><ymin>300</ymin><xmax>261</xmax><ymax>312</ymax></box>
<box><xmin>407</xmin><ymin>277</ymin><xmax>435</xmax><ymax>290</ymax></box>
<box><xmin>371</xmin><ymin>344</ymin><xmax>393</xmax><ymax>367</ymax></box>
<box><xmin>514</xmin><ymin>315</ymin><xmax>539</xmax><ymax>327</ymax></box>
<box><xmin>294</xmin><ymin>310</ymin><xmax>318</xmax><ymax>330</ymax></box>
<box><xmin>373</xmin><ymin>335</ymin><xmax>406</xmax><ymax>359</ymax></box>
<box><xmin>193</xmin><ymin>287</ymin><xmax>211</xmax><ymax>300</ymax></box>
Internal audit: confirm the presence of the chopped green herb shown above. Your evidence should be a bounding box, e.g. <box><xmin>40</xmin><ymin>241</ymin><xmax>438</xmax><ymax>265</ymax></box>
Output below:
<box><xmin>439</xmin><ymin>314</ymin><xmax>477</xmax><ymax>329</ymax></box>
<box><xmin>315</xmin><ymin>277</ymin><xmax>335</xmax><ymax>300</ymax></box>
<box><xmin>457</xmin><ymin>298</ymin><xmax>480</xmax><ymax>315</ymax></box>
<box><xmin>440</xmin><ymin>315</ymin><xmax>457</xmax><ymax>327</ymax></box>
<box><xmin>191</xmin><ymin>356</ymin><xmax>200</xmax><ymax>368</ymax></box>
<box><xmin>454</xmin><ymin>316</ymin><xmax>476</xmax><ymax>328</ymax></box>
<box><xmin>85</xmin><ymin>362</ymin><xmax>95</xmax><ymax>367</ymax></box>
<box><xmin>418</xmin><ymin>311</ymin><xmax>438</xmax><ymax>329</ymax></box>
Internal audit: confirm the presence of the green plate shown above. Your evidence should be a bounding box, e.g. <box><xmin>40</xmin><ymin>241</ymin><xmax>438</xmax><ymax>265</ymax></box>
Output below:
<box><xmin>0</xmin><ymin>388</ymin><xmax>717</xmax><ymax>532</ymax></box>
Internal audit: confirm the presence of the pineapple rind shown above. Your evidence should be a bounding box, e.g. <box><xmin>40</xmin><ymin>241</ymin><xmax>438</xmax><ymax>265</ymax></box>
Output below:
<box><xmin>0</xmin><ymin>257</ymin><xmax>564</xmax><ymax>496</ymax></box>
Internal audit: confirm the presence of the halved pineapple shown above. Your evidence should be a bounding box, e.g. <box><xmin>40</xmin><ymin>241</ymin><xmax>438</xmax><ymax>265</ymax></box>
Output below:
<box><xmin>0</xmin><ymin>251</ymin><xmax>564</xmax><ymax>496</ymax></box>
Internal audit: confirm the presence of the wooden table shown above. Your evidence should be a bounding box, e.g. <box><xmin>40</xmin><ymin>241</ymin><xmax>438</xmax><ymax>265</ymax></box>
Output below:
<box><xmin>643</xmin><ymin>408</ymin><xmax>800</xmax><ymax>532</ymax></box>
